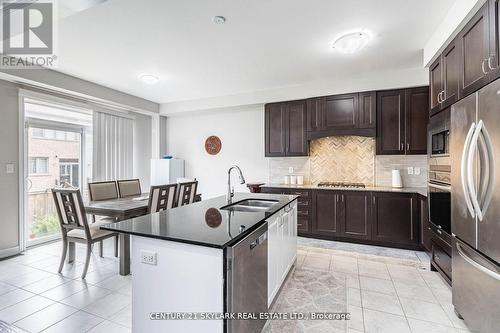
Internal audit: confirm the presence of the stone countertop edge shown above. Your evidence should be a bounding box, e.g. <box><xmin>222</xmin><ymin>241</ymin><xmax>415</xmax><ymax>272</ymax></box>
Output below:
<box><xmin>261</xmin><ymin>184</ymin><xmax>427</xmax><ymax>197</ymax></box>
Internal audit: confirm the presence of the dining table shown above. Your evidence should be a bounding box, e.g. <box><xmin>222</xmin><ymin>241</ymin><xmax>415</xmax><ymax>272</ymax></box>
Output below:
<box><xmin>84</xmin><ymin>194</ymin><xmax>150</xmax><ymax>276</ymax></box>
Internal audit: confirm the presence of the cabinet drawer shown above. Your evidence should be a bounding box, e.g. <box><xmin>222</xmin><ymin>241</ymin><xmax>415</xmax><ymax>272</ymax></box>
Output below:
<box><xmin>297</xmin><ymin>208</ymin><xmax>310</xmax><ymax>216</ymax></box>
<box><xmin>432</xmin><ymin>240</ymin><xmax>452</xmax><ymax>279</ymax></box>
<box><xmin>429</xmin><ymin>222</ymin><xmax>451</xmax><ymax>246</ymax></box>
<box><xmin>297</xmin><ymin>216</ymin><xmax>310</xmax><ymax>232</ymax></box>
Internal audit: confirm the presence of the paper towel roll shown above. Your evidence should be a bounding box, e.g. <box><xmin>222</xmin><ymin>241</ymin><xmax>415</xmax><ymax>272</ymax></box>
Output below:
<box><xmin>392</xmin><ymin>169</ymin><xmax>403</xmax><ymax>188</ymax></box>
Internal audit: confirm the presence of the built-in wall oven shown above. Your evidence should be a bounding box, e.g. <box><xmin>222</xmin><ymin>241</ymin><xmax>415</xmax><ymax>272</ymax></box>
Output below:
<box><xmin>428</xmin><ymin>163</ymin><xmax>451</xmax><ymax>235</ymax></box>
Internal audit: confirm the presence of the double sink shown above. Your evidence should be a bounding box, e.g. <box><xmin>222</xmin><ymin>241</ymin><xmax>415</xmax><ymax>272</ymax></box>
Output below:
<box><xmin>221</xmin><ymin>199</ymin><xmax>279</xmax><ymax>213</ymax></box>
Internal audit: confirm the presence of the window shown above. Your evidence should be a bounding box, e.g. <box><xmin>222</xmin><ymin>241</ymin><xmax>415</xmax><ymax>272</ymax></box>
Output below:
<box><xmin>59</xmin><ymin>159</ymin><xmax>80</xmax><ymax>187</ymax></box>
<box><xmin>29</xmin><ymin>157</ymin><xmax>49</xmax><ymax>174</ymax></box>
<box><xmin>31</xmin><ymin>128</ymin><xmax>79</xmax><ymax>141</ymax></box>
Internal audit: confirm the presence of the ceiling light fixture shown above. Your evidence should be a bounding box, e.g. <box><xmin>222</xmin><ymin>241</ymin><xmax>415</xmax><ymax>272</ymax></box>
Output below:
<box><xmin>332</xmin><ymin>31</ymin><xmax>371</xmax><ymax>54</ymax></box>
<box><xmin>213</xmin><ymin>16</ymin><xmax>226</xmax><ymax>24</ymax></box>
<box><xmin>139</xmin><ymin>74</ymin><xmax>160</xmax><ymax>85</ymax></box>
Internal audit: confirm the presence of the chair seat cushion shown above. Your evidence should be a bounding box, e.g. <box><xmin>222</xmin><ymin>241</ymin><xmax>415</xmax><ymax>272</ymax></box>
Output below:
<box><xmin>67</xmin><ymin>219</ymin><xmax>116</xmax><ymax>240</ymax></box>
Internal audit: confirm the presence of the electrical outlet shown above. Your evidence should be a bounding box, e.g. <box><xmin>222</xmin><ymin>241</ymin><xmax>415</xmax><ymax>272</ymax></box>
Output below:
<box><xmin>140</xmin><ymin>250</ymin><xmax>157</xmax><ymax>265</ymax></box>
<box><xmin>407</xmin><ymin>167</ymin><xmax>414</xmax><ymax>175</ymax></box>
<box><xmin>414</xmin><ymin>167</ymin><xmax>421</xmax><ymax>175</ymax></box>
<box><xmin>5</xmin><ymin>163</ymin><xmax>14</xmax><ymax>174</ymax></box>
<box><xmin>288</xmin><ymin>167</ymin><xmax>294</xmax><ymax>174</ymax></box>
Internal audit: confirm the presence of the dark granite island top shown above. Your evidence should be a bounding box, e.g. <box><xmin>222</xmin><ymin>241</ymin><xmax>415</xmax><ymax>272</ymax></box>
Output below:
<box><xmin>101</xmin><ymin>192</ymin><xmax>298</xmax><ymax>249</ymax></box>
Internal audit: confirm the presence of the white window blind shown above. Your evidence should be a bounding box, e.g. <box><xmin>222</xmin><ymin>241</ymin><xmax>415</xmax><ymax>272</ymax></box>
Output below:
<box><xmin>93</xmin><ymin>112</ymin><xmax>134</xmax><ymax>181</ymax></box>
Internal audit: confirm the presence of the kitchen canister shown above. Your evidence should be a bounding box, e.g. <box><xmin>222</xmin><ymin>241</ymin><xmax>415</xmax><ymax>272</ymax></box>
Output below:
<box><xmin>290</xmin><ymin>175</ymin><xmax>297</xmax><ymax>185</ymax></box>
<box><xmin>283</xmin><ymin>175</ymin><xmax>290</xmax><ymax>185</ymax></box>
<box><xmin>297</xmin><ymin>175</ymin><xmax>304</xmax><ymax>185</ymax></box>
<box><xmin>392</xmin><ymin>169</ymin><xmax>403</xmax><ymax>188</ymax></box>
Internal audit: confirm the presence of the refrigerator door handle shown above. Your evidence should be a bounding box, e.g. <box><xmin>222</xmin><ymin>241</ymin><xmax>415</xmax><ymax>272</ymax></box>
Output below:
<box><xmin>467</xmin><ymin>120</ymin><xmax>483</xmax><ymax>220</ymax></box>
<box><xmin>478</xmin><ymin>124</ymin><xmax>496</xmax><ymax>220</ymax></box>
<box><xmin>461</xmin><ymin>122</ymin><xmax>476</xmax><ymax>218</ymax></box>
<box><xmin>456</xmin><ymin>242</ymin><xmax>500</xmax><ymax>281</ymax></box>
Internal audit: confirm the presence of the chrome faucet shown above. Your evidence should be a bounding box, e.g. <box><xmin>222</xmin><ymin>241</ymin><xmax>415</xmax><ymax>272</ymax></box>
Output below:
<box><xmin>227</xmin><ymin>165</ymin><xmax>246</xmax><ymax>203</ymax></box>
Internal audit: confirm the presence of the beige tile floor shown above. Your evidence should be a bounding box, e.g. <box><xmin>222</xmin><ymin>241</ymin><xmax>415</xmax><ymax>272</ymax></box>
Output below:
<box><xmin>0</xmin><ymin>238</ymin><xmax>473</xmax><ymax>333</ymax></box>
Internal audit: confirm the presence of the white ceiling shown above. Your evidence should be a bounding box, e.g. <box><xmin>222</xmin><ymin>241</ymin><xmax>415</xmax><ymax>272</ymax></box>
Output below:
<box><xmin>55</xmin><ymin>0</ymin><xmax>456</xmax><ymax>105</ymax></box>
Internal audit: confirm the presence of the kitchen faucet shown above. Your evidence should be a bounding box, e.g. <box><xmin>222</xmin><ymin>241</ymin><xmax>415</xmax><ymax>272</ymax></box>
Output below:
<box><xmin>227</xmin><ymin>165</ymin><xmax>246</xmax><ymax>203</ymax></box>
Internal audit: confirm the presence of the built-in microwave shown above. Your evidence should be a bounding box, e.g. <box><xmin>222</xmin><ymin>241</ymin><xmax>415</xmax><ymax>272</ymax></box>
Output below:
<box><xmin>431</xmin><ymin>129</ymin><xmax>449</xmax><ymax>156</ymax></box>
<box><xmin>428</xmin><ymin>107</ymin><xmax>450</xmax><ymax>157</ymax></box>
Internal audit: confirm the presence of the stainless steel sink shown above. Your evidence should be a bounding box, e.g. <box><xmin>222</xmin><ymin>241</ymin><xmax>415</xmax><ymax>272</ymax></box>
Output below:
<box><xmin>221</xmin><ymin>199</ymin><xmax>279</xmax><ymax>213</ymax></box>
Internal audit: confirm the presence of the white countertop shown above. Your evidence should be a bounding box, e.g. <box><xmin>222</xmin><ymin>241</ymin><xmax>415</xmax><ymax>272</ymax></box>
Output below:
<box><xmin>261</xmin><ymin>183</ymin><xmax>427</xmax><ymax>197</ymax></box>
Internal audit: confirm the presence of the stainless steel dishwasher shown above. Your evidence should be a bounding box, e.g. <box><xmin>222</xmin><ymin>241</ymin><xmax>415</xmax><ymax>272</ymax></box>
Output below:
<box><xmin>226</xmin><ymin>222</ymin><xmax>268</xmax><ymax>333</ymax></box>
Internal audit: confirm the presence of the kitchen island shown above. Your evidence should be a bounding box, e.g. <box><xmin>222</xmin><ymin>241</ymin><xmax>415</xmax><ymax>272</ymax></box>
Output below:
<box><xmin>101</xmin><ymin>193</ymin><xmax>298</xmax><ymax>333</ymax></box>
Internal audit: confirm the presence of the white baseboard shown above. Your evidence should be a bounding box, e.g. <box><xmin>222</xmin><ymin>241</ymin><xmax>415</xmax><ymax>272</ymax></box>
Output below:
<box><xmin>0</xmin><ymin>246</ymin><xmax>20</xmax><ymax>259</ymax></box>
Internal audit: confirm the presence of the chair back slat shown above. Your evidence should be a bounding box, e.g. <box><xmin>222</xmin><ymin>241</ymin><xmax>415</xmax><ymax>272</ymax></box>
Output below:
<box><xmin>117</xmin><ymin>179</ymin><xmax>141</xmax><ymax>198</ymax></box>
<box><xmin>177</xmin><ymin>181</ymin><xmax>198</xmax><ymax>207</ymax></box>
<box><xmin>148</xmin><ymin>184</ymin><xmax>178</xmax><ymax>213</ymax></box>
<box><xmin>88</xmin><ymin>181</ymin><xmax>118</xmax><ymax>201</ymax></box>
<box><xmin>52</xmin><ymin>189</ymin><xmax>89</xmax><ymax>231</ymax></box>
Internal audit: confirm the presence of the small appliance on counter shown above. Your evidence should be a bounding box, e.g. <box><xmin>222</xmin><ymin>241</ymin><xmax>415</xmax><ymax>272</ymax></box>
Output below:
<box><xmin>391</xmin><ymin>169</ymin><xmax>403</xmax><ymax>188</ymax></box>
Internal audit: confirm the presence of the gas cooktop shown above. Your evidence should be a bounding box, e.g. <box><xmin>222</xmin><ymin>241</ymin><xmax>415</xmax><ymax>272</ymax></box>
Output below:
<box><xmin>317</xmin><ymin>182</ymin><xmax>366</xmax><ymax>188</ymax></box>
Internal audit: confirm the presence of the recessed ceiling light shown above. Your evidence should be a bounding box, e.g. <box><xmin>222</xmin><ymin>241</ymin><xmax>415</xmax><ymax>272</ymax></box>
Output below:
<box><xmin>139</xmin><ymin>74</ymin><xmax>160</xmax><ymax>85</ymax></box>
<box><xmin>332</xmin><ymin>31</ymin><xmax>371</xmax><ymax>54</ymax></box>
<box><xmin>213</xmin><ymin>16</ymin><xmax>226</xmax><ymax>24</ymax></box>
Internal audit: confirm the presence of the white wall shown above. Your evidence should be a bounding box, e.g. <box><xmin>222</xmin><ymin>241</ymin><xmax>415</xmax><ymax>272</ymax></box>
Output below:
<box><xmin>166</xmin><ymin>105</ymin><xmax>268</xmax><ymax>199</ymax></box>
<box><xmin>133</xmin><ymin>113</ymin><xmax>153</xmax><ymax>190</ymax></box>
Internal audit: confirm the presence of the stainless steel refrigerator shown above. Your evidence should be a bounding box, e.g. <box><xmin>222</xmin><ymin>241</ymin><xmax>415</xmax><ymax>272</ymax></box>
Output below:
<box><xmin>451</xmin><ymin>78</ymin><xmax>500</xmax><ymax>332</ymax></box>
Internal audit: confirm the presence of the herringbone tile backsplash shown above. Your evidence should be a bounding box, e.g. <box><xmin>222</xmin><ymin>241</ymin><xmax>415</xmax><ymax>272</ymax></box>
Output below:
<box><xmin>268</xmin><ymin>136</ymin><xmax>428</xmax><ymax>187</ymax></box>
<box><xmin>309</xmin><ymin>136</ymin><xmax>375</xmax><ymax>185</ymax></box>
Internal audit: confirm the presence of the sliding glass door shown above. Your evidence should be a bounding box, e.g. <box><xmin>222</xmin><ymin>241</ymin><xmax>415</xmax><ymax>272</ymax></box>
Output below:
<box><xmin>25</xmin><ymin>123</ymin><xmax>84</xmax><ymax>246</ymax></box>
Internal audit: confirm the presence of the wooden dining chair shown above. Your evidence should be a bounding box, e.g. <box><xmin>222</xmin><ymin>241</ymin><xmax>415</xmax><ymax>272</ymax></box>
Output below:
<box><xmin>117</xmin><ymin>179</ymin><xmax>141</xmax><ymax>198</ymax></box>
<box><xmin>176</xmin><ymin>180</ymin><xmax>198</xmax><ymax>207</ymax></box>
<box><xmin>148</xmin><ymin>184</ymin><xmax>178</xmax><ymax>213</ymax></box>
<box><xmin>88</xmin><ymin>180</ymin><xmax>119</xmax><ymax>256</ymax></box>
<box><xmin>52</xmin><ymin>188</ymin><xmax>118</xmax><ymax>279</ymax></box>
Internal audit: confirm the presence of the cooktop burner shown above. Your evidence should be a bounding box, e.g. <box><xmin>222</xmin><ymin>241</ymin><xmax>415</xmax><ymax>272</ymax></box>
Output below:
<box><xmin>317</xmin><ymin>182</ymin><xmax>366</xmax><ymax>188</ymax></box>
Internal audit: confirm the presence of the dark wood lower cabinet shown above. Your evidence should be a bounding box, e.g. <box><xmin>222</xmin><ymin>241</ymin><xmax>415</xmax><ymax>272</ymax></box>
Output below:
<box><xmin>339</xmin><ymin>191</ymin><xmax>372</xmax><ymax>240</ymax></box>
<box><xmin>372</xmin><ymin>192</ymin><xmax>419</xmax><ymax>247</ymax></box>
<box><xmin>262</xmin><ymin>187</ymin><xmax>423</xmax><ymax>250</ymax></box>
<box><xmin>312</xmin><ymin>190</ymin><xmax>340</xmax><ymax>236</ymax></box>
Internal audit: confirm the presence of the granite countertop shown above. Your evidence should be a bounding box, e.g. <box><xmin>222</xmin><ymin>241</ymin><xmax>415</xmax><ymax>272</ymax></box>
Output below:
<box><xmin>100</xmin><ymin>193</ymin><xmax>298</xmax><ymax>249</ymax></box>
<box><xmin>261</xmin><ymin>184</ymin><xmax>427</xmax><ymax>197</ymax></box>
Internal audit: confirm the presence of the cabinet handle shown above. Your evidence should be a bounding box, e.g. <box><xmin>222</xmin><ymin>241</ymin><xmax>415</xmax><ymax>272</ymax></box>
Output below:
<box><xmin>341</xmin><ymin>195</ymin><xmax>344</xmax><ymax>202</ymax></box>
<box><xmin>407</xmin><ymin>143</ymin><xmax>410</xmax><ymax>151</ymax></box>
<box><xmin>372</xmin><ymin>196</ymin><xmax>375</xmax><ymax>205</ymax></box>
<box><xmin>400</xmin><ymin>142</ymin><xmax>404</xmax><ymax>151</ymax></box>
<box><xmin>441</xmin><ymin>90</ymin><xmax>445</xmax><ymax>102</ymax></box>
<box><xmin>437</xmin><ymin>229</ymin><xmax>442</xmax><ymax>235</ymax></box>
<box><xmin>482</xmin><ymin>59</ymin><xmax>489</xmax><ymax>75</ymax></box>
<box><xmin>488</xmin><ymin>55</ymin><xmax>496</xmax><ymax>71</ymax></box>
<box><xmin>437</xmin><ymin>91</ymin><xmax>442</xmax><ymax>104</ymax></box>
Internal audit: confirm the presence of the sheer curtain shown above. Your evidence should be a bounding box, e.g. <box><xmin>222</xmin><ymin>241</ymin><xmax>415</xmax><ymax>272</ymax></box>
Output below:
<box><xmin>93</xmin><ymin>111</ymin><xmax>134</xmax><ymax>181</ymax></box>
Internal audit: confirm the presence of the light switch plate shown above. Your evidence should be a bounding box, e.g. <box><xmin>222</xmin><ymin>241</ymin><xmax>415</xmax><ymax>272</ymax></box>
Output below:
<box><xmin>414</xmin><ymin>167</ymin><xmax>421</xmax><ymax>175</ymax></box>
<box><xmin>288</xmin><ymin>167</ymin><xmax>294</xmax><ymax>174</ymax></box>
<box><xmin>5</xmin><ymin>163</ymin><xmax>15</xmax><ymax>174</ymax></box>
<box><xmin>140</xmin><ymin>250</ymin><xmax>157</xmax><ymax>265</ymax></box>
<box><xmin>407</xmin><ymin>167</ymin><xmax>414</xmax><ymax>175</ymax></box>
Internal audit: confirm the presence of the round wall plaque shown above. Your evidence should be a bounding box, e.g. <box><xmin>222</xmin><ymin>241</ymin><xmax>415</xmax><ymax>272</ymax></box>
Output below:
<box><xmin>205</xmin><ymin>135</ymin><xmax>222</xmax><ymax>155</ymax></box>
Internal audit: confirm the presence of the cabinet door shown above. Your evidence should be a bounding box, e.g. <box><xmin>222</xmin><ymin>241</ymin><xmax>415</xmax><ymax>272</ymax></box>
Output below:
<box><xmin>442</xmin><ymin>40</ymin><xmax>459</xmax><ymax>108</ymax></box>
<box><xmin>324</xmin><ymin>93</ymin><xmax>358</xmax><ymax>130</ymax></box>
<box><xmin>312</xmin><ymin>190</ymin><xmax>340</xmax><ymax>236</ymax></box>
<box><xmin>405</xmin><ymin>87</ymin><xmax>429</xmax><ymax>155</ymax></box>
<box><xmin>458</xmin><ymin>2</ymin><xmax>490</xmax><ymax>98</ymax></box>
<box><xmin>306</xmin><ymin>97</ymin><xmax>325</xmax><ymax>132</ymax></box>
<box><xmin>265</xmin><ymin>103</ymin><xmax>286</xmax><ymax>157</ymax></box>
<box><xmin>358</xmin><ymin>92</ymin><xmax>376</xmax><ymax>129</ymax></box>
<box><xmin>429</xmin><ymin>56</ymin><xmax>443</xmax><ymax>116</ymax></box>
<box><xmin>376</xmin><ymin>90</ymin><xmax>405</xmax><ymax>155</ymax></box>
<box><xmin>372</xmin><ymin>193</ymin><xmax>419</xmax><ymax>246</ymax></box>
<box><xmin>285</xmin><ymin>101</ymin><xmax>308</xmax><ymax>156</ymax></box>
<box><xmin>267</xmin><ymin>216</ymin><xmax>279</xmax><ymax>306</ymax></box>
<box><xmin>339</xmin><ymin>191</ymin><xmax>372</xmax><ymax>240</ymax></box>
<box><xmin>420</xmin><ymin>197</ymin><xmax>431</xmax><ymax>253</ymax></box>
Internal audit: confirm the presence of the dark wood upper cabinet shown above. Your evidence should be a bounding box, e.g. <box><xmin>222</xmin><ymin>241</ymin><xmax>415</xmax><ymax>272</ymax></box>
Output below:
<box><xmin>405</xmin><ymin>87</ymin><xmax>430</xmax><ymax>154</ymax></box>
<box><xmin>458</xmin><ymin>2</ymin><xmax>490</xmax><ymax>98</ymax></box>
<box><xmin>442</xmin><ymin>41</ymin><xmax>459</xmax><ymax>108</ymax></box>
<box><xmin>488</xmin><ymin>0</ymin><xmax>500</xmax><ymax>80</ymax></box>
<box><xmin>265</xmin><ymin>101</ymin><xmax>307</xmax><ymax>157</ymax></box>
<box><xmin>376</xmin><ymin>87</ymin><xmax>429</xmax><ymax>155</ymax></box>
<box><xmin>306</xmin><ymin>97</ymin><xmax>325</xmax><ymax>132</ymax></box>
<box><xmin>376</xmin><ymin>90</ymin><xmax>405</xmax><ymax>155</ymax></box>
<box><xmin>265</xmin><ymin>103</ymin><xmax>286</xmax><ymax>157</ymax></box>
<box><xmin>358</xmin><ymin>92</ymin><xmax>376</xmax><ymax>129</ymax></box>
<box><xmin>324</xmin><ymin>93</ymin><xmax>358</xmax><ymax>130</ymax></box>
<box><xmin>339</xmin><ymin>191</ymin><xmax>372</xmax><ymax>240</ymax></box>
<box><xmin>286</xmin><ymin>101</ymin><xmax>308</xmax><ymax>156</ymax></box>
<box><xmin>429</xmin><ymin>56</ymin><xmax>443</xmax><ymax>115</ymax></box>
<box><xmin>312</xmin><ymin>190</ymin><xmax>340</xmax><ymax>237</ymax></box>
<box><xmin>372</xmin><ymin>192</ymin><xmax>419</xmax><ymax>246</ymax></box>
